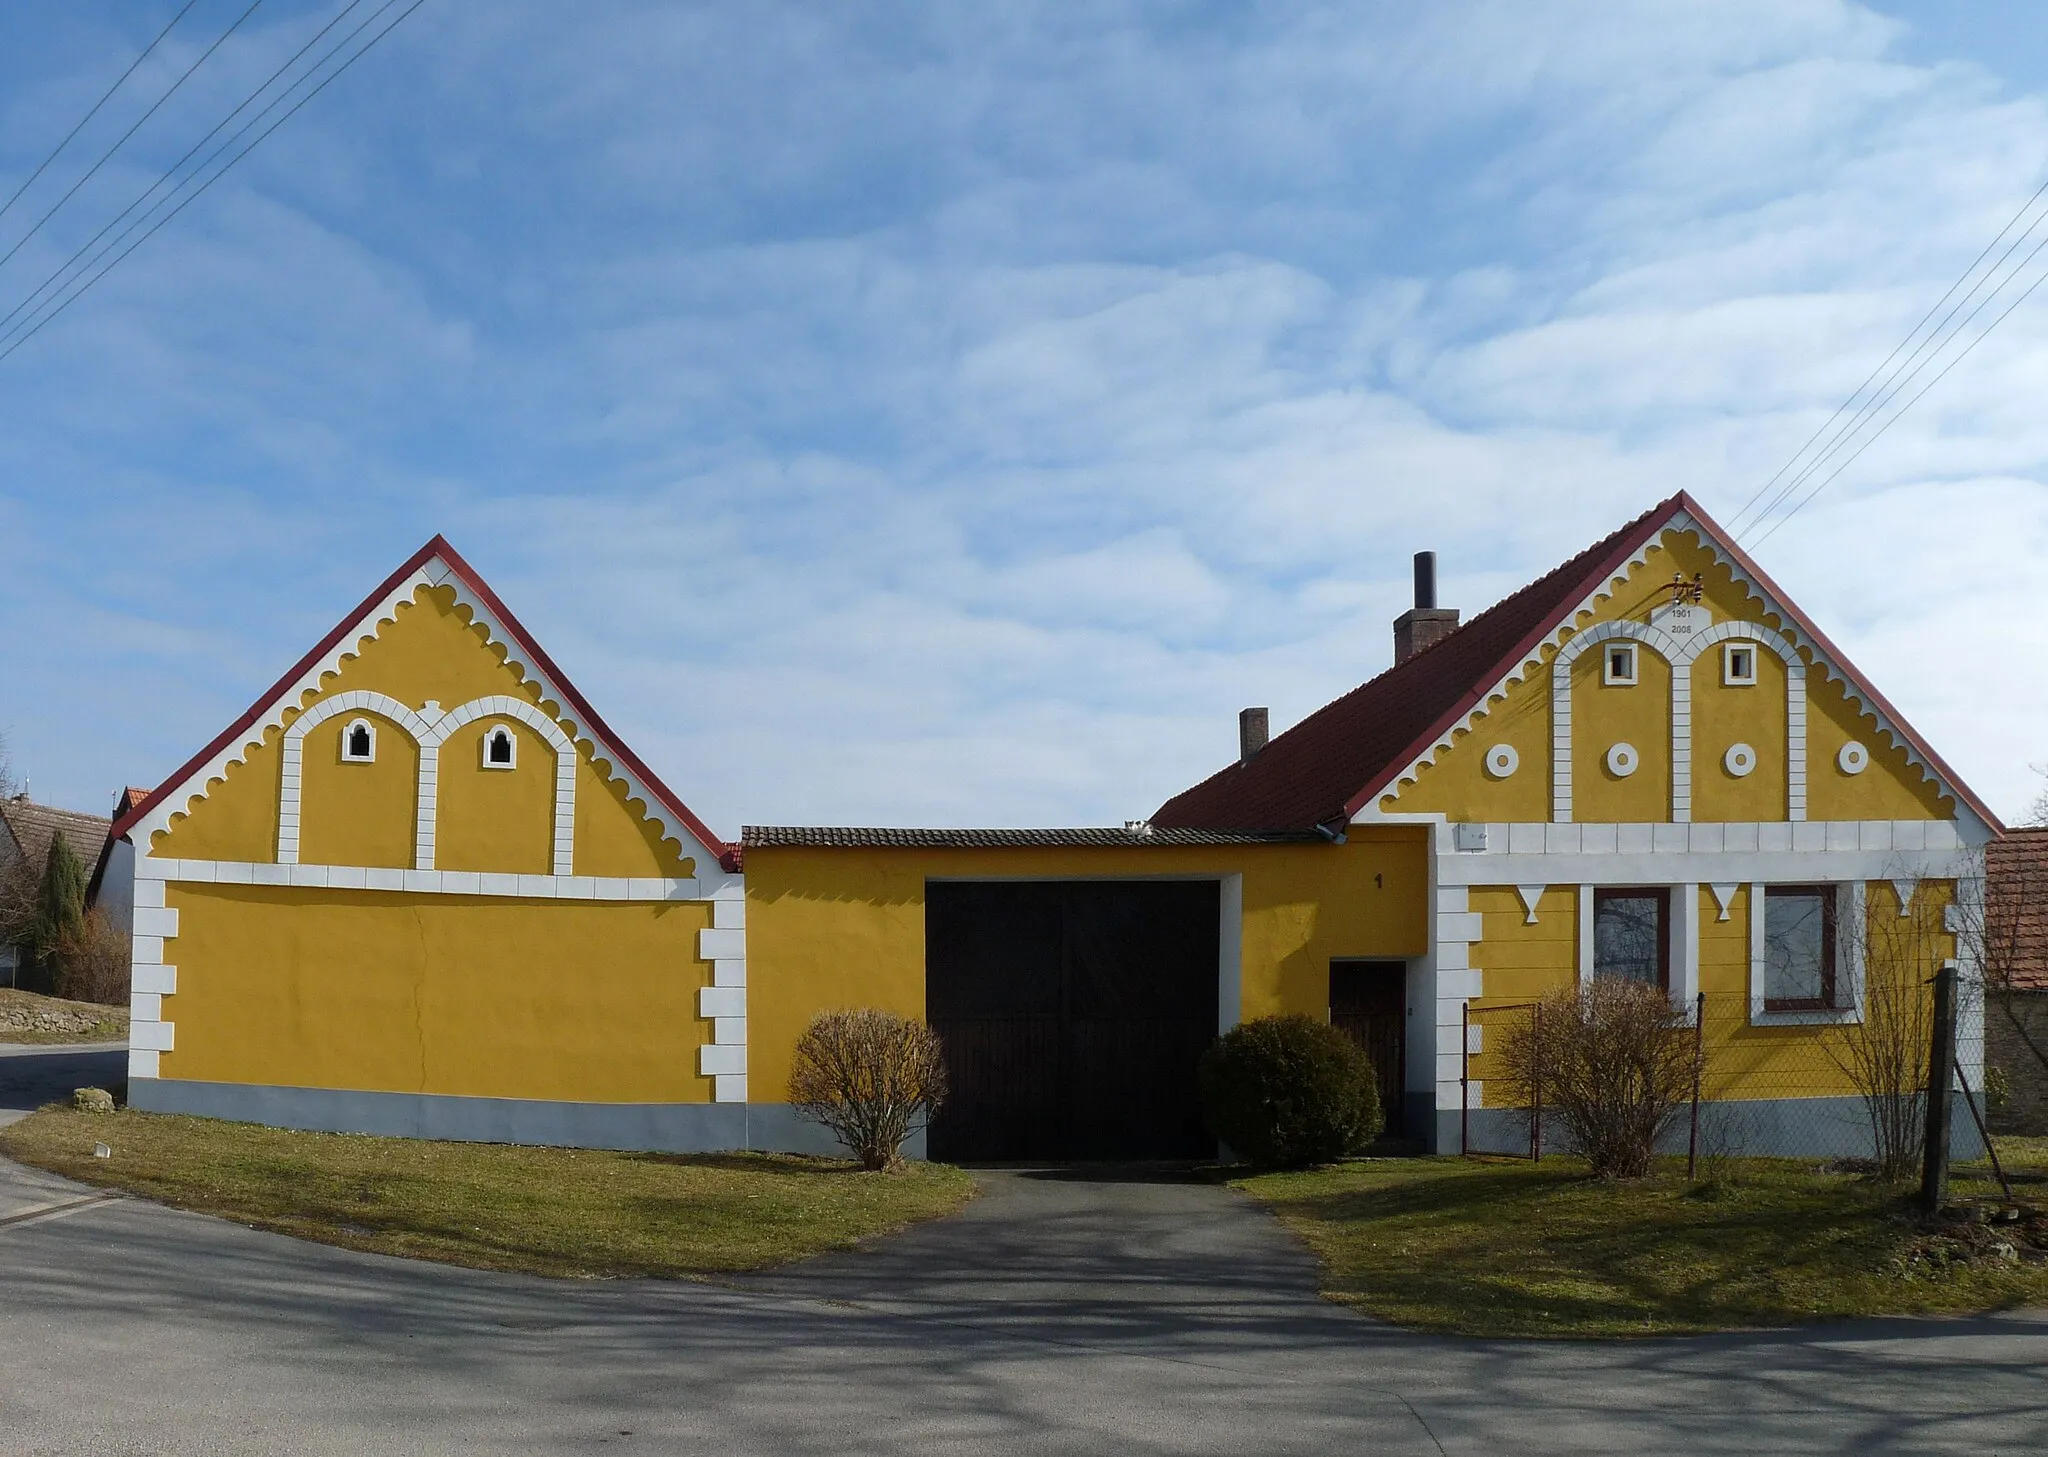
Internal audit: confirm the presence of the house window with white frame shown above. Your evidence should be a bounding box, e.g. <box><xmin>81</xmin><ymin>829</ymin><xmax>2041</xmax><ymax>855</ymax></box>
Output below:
<box><xmin>1762</xmin><ymin>885</ymin><xmax>1838</xmax><ymax>1011</ymax></box>
<box><xmin>1602</xmin><ymin>641</ymin><xmax>1638</xmax><ymax>686</ymax></box>
<box><xmin>340</xmin><ymin>718</ymin><xmax>375</xmax><ymax>763</ymax></box>
<box><xmin>483</xmin><ymin>724</ymin><xmax>517</xmax><ymax>769</ymax></box>
<box><xmin>1723</xmin><ymin>641</ymin><xmax>1758</xmax><ymax>686</ymax></box>
<box><xmin>1593</xmin><ymin>888</ymin><xmax>1668</xmax><ymax>988</ymax></box>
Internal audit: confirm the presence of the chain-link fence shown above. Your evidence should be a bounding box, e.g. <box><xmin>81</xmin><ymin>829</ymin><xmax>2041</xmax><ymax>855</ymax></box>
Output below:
<box><xmin>1458</xmin><ymin>973</ymin><xmax>1999</xmax><ymax>1193</ymax></box>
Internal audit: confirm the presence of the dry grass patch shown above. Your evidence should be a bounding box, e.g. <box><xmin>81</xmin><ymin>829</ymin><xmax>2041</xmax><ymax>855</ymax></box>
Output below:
<box><xmin>1237</xmin><ymin>1146</ymin><xmax>2048</xmax><ymax>1339</ymax></box>
<box><xmin>0</xmin><ymin>988</ymin><xmax>127</xmax><ymax>1045</ymax></box>
<box><xmin>1</xmin><ymin>1107</ymin><xmax>974</xmax><ymax>1277</ymax></box>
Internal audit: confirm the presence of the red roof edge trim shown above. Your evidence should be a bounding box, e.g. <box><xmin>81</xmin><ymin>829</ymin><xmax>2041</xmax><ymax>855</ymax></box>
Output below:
<box><xmin>427</xmin><ymin>537</ymin><xmax>739</xmax><ymax>873</ymax></box>
<box><xmin>1342</xmin><ymin>493</ymin><xmax>1683</xmax><ymax>820</ymax></box>
<box><xmin>111</xmin><ymin>536</ymin><xmax>740</xmax><ymax>873</ymax></box>
<box><xmin>1667</xmin><ymin>492</ymin><xmax>2004</xmax><ymax>837</ymax></box>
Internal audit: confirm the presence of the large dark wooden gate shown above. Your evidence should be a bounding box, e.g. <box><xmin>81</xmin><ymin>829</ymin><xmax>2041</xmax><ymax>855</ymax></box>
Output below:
<box><xmin>1330</xmin><ymin>959</ymin><xmax>1407</xmax><ymax>1138</ymax></box>
<box><xmin>925</xmin><ymin>880</ymin><xmax>1219</xmax><ymax>1162</ymax></box>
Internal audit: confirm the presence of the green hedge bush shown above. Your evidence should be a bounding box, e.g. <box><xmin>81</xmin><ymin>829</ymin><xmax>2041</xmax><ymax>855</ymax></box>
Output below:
<box><xmin>1199</xmin><ymin>1014</ymin><xmax>1382</xmax><ymax>1168</ymax></box>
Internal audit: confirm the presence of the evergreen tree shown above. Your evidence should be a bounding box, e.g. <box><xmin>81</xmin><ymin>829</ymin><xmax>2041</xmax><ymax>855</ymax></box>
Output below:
<box><xmin>32</xmin><ymin>835</ymin><xmax>87</xmax><ymax>960</ymax></box>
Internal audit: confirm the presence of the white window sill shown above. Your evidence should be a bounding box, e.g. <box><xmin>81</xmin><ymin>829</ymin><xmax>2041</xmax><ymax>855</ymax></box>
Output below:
<box><xmin>1750</xmin><ymin>1006</ymin><xmax>1860</xmax><ymax>1027</ymax></box>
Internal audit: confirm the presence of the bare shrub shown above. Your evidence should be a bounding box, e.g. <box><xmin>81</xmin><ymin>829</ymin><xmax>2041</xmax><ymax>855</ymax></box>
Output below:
<box><xmin>1497</xmin><ymin>980</ymin><xmax>1697</xmax><ymax>1178</ymax></box>
<box><xmin>1826</xmin><ymin>881</ymin><xmax>1947</xmax><ymax>1181</ymax></box>
<box><xmin>788</xmin><ymin>1009</ymin><xmax>947</xmax><ymax>1171</ymax></box>
<box><xmin>52</xmin><ymin>908</ymin><xmax>130</xmax><ymax>1006</ymax></box>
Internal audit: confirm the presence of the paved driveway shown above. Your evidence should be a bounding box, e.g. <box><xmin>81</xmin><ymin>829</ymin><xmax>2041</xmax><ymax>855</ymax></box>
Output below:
<box><xmin>0</xmin><ymin>1064</ymin><xmax>2043</xmax><ymax>1454</ymax></box>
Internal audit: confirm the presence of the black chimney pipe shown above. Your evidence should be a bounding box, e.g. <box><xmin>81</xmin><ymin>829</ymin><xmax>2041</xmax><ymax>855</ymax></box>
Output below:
<box><xmin>1413</xmin><ymin>551</ymin><xmax>1436</xmax><ymax>611</ymax></box>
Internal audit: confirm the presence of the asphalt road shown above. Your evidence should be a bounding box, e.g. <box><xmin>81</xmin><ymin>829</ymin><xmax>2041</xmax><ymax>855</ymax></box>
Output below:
<box><xmin>1</xmin><ymin>1047</ymin><xmax>2044</xmax><ymax>1454</ymax></box>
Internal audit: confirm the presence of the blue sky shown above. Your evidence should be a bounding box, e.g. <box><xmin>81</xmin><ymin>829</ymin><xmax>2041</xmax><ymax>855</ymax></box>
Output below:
<box><xmin>1</xmin><ymin>1</ymin><xmax>2045</xmax><ymax>831</ymax></box>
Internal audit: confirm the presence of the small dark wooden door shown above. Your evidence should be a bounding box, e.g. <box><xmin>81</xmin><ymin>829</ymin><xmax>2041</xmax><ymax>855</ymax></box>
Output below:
<box><xmin>926</xmin><ymin>880</ymin><xmax>1219</xmax><ymax>1161</ymax></box>
<box><xmin>1330</xmin><ymin>960</ymin><xmax>1406</xmax><ymax>1138</ymax></box>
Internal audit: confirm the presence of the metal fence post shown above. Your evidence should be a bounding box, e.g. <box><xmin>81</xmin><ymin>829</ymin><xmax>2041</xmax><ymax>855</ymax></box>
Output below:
<box><xmin>1460</xmin><ymin>1002</ymin><xmax>1471</xmax><ymax>1158</ymax></box>
<box><xmin>1920</xmin><ymin>965</ymin><xmax>1958</xmax><ymax>1213</ymax></box>
<box><xmin>1687</xmin><ymin>991</ymin><xmax>1705</xmax><ymax>1180</ymax></box>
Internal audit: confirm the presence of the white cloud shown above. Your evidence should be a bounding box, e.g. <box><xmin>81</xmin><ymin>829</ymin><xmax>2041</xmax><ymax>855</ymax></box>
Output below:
<box><xmin>0</xmin><ymin>0</ymin><xmax>2044</xmax><ymax>831</ymax></box>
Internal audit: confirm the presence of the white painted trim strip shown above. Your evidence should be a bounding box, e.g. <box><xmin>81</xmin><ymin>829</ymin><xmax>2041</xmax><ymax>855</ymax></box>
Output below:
<box><xmin>136</xmin><ymin>856</ymin><xmax>712</xmax><ymax>903</ymax></box>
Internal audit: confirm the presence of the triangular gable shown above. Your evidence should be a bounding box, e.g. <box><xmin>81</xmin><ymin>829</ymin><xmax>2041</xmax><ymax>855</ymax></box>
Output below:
<box><xmin>1155</xmin><ymin>493</ymin><xmax>2002</xmax><ymax>837</ymax></box>
<box><xmin>112</xmin><ymin>537</ymin><xmax>737</xmax><ymax>873</ymax></box>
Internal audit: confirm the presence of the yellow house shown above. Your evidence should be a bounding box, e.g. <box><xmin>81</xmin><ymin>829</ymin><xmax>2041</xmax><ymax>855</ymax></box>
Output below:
<box><xmin>741</xmin><ymin>492</ymin><xmax>1999</xmax><ymax>1158</ymax></box>
<box><xmin>113</xmin><ymin>537</ymin><xmax>752</xmax><ymax>1149</ymax></box>
<box><xmin>114</xmin><ymin>495</ymin><xmax>2000</xmax><ymax>1158</ymax></box>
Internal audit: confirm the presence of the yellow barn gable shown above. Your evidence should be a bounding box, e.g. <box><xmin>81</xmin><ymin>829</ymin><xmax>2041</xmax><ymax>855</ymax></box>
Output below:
<box><xmin>113</xmin><ymin>537</ymin><xmax>749</xmax><ymax>1150</ymax></box>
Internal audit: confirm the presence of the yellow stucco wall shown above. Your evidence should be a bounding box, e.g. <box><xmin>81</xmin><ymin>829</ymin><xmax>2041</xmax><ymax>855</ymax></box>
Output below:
<box><xmin>1381</xmin><ymin>529</ymin><xmax>1953</xmax><ymax>825</ymax></box>
<box><xmin>1464</xmin><ymin>879</ymin><xmax>1956</xmax><ymax>1104</ymax></box>
<box><xmin>436</xmin><ymin>718</ymin><xmax>555</xmax><ymax>875</ymax></box>
<box><xmin>742</xmin><ymin>830</ymin><xmax>1430</xmax><ymax>1101</ymax></box>
<box><xmin>159</xmin><ymin>885</ymin><xmax>715</xmax><ymax>1101</ymax></box>
<box><xmin>149</xmin><ymin>585</ymin><xmax>699</xmax><ymax>877</ymax></box>
<box><xmin>299</xmin><ymin>712</ymin><xmax>420</xmax><ymax>869</ymax></box>
<box><xmin>1689</xmin><ymin>645</ymin><xmax>1789</xmax><ymax>822</ymax></box>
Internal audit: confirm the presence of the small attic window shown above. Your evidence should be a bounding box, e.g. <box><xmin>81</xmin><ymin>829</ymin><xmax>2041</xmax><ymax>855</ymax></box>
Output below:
<box><xmin>341</xmin><ymin>719</ymin><xmax>376</xmax><ymax>763</ymax></box>
<box><xmin>1724</xmin><ymin>642</ymin><xmax>1758</xmax><ymax>686</ymax></box>
<box><xmin>1603</xmin><ymin>642</ymin><xmax>1638</xmax><ymax>686</ymax></box>
<box><xmin>482</xmin><ymin>725</ymin><xmax>517</xmax><ymax>770</ymax></box>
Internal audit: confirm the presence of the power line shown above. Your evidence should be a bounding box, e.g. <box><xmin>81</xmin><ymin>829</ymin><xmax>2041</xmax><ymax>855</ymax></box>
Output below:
<box><xmin>0</xmin><ymin>0</ymin><xmax>204</xmax><ymax>230</ymax></box>
<box><xmin>1731</xmin><ymin>178</ymin><xmax>2048</xmax><ymax>539</ymax></box>
<box><xmin>0</xmin><ymin>0</ymin><xmax>429</xmax><ymax>365</ymax></box>
<box><xmin>0</xmin><ymin>0</ymin><xmax>373</xmax><ymax>342</ymax></box>
<box><xmin>0</xmin><ymin>0</ymin><xmax>266</xmax><ymax>278</ymax></box>
<box><xmin>1739</xmin><ymin>203</ymin><xmax>2048</xmax><ymax>540</ymax></box>
<box><xmin>1748</xmin><ymin>231</ymin><xmax>2048</xmax><ymax>551</ymax></box>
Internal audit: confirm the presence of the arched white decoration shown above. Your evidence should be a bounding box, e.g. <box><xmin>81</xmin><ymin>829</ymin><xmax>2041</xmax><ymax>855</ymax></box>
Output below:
<box><xmin>1605</xmin><ymin>742</ymin><xmax>1639</xmax><ymax>778</ymax></box>
<box><xmin>1724</xmin><ymin>742</ymin><xmax>1756</xmax><ymax>778</ymax></box>
<box><xmin>1838</xmin><ymin>741</ymin><xmax>1869</xmax><ymax>775</ymax></box>
<box><xmin>1550</xmin><ymin>617</ymin><xmax>1805</xmax><ymax>825</ymax></box>
<box><xmin>278</xmin><ymin>692</ymin><xmax>577</xmax><ymax>876</ymax></box>
<box><xmin>278</xmin><ymin>694</ymin><xmax>436</xmax><ymax>865</ymax></box>
<box><xmin>1484</xmin><ymin>744</ymin><xmax>1519</xmax><ymax>779</ymax></box>
<box><xmin>482</xmin><ymin>724</ymin><xmax>518</xmax><ymax>770</ymax></box>
<box><xmin>340</xmin><ymin>718</ymin><xmax>376</xmax><ymax>763</ymax></box>
<box><xmin>423</xmin><ymin>697</ymin><xmax>577</xmax><ymax>876</ymax></box>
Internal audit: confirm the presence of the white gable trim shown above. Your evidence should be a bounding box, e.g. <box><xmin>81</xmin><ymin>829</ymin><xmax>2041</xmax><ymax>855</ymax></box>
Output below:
<box><xmin>130</xmin><ymin>555</ymin><xmax>724</xmax><ymax>876</ymax></box>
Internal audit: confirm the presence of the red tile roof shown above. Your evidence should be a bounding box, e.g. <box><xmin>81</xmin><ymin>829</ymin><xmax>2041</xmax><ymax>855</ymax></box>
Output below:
<box><xmin>1154</xmin><ymin>492</ymin><xmax>2001</xmax><ymax>835</ymax></box>
<box><xmin>1987</xmin><ymin>827</ymin><xmax>2048</xmax><ymax>993</ymax></box>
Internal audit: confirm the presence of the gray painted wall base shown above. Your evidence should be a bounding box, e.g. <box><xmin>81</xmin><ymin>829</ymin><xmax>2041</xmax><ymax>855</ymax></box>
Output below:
<box><xmin>1456</xmin><ymin>1097</ymin><xmax>1987</xmax><ymax>1162</ymax></box>
<box><xmin>129</xmin><ymin>1080</ymin><xmax>926</xmax><ymax>1160</ymax></box>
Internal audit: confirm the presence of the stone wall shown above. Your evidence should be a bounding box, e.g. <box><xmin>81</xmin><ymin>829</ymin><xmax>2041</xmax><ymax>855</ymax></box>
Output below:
<box><xmin>1987</xmin><ymin>990</ymin><xmax>2048</xmax><ymax>1135</ymax></box>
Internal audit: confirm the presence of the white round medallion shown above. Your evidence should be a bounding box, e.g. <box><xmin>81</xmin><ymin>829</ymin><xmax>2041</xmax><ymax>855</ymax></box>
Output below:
<box><xmin>1484</xmin><ymin>744</ymin><xmax>1519</xmax><ymax>779</ymax></box>
<box><xmin>1723</xmin><ymin>742</ymin><xmax>1756</xmax><ymax>778</ymax></box>
<box><xmin>1838</xmin><ymin>741</ymin><xmax>1870</xmax><ymax>775</ymax></box>
<box><xmin>1605</xmin><ymin>742</ymin><xmax>1639</xmax><ymax>778</ymax></box>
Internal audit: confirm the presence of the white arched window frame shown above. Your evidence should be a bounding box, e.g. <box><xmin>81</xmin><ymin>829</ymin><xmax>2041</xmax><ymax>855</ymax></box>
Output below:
<box><xmin>1551</xmin><ymin>620</ymin><xmax>1805</xmax><ymax>824</ymax></box>
<box><xmin>481</xmin><ymin>723</ymin><xmax>518</xmax><ymax>770</ymax></box>
<box><xmin>278</xmin><ymin>694</ymin><xmax>434</xmax><ymax>864</ymax></box>
<box><xmin>340</xmin><ymin>717</ymin><xmax>377</xmax><ymax>763</ymax></box>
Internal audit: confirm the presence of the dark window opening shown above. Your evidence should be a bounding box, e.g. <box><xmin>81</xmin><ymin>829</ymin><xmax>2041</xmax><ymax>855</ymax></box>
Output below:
<box><xmin>345</xmin><ymin>723</ymin><xmax>372</xmax><ymax>760</ymax></box>
<box><xmin>487</xmin><ymin>729</ymin><xmax>514</xmax><ymax>765</ymax></box>
<box><xmin>1593</xmin><ymin>888</ymin><xmax>1668</xmax><ymax>988</ymax></box>
<box><xmin>1764</xmin><ymin>885</ymin><xmax>1838</xmax><ymax>1010</ymax></box>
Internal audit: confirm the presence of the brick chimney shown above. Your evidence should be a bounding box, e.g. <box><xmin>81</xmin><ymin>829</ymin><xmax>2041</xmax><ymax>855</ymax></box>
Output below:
<box><xmin>1238</xmin><ymin>707</ymin><xmax>1269</xmax><ymax>765</ymax></box>
<box><xmin>1393</xmin><ymin>550</ymin><xmax>1459</xmax><ymax>664</ymax></box>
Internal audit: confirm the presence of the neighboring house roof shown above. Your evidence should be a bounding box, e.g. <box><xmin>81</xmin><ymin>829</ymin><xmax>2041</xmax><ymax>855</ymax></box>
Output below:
<box><xmin>110</xmin><ymin>537</ymin><xmax>739</xmax><ymax>873</ymax></box>
<box><xmin>87</xmin><ymin>787</ymin><xmax>152</xmax><ymax>904</ymax></box>
<box><xmin>0</xmin><ymin>797</ymin><xmax>113</xmax><ymax>878</ymax></box>
<box><xmin>1153</xmin><ymin>491</ymin><xmax>2002</xmax><ymax>836</ymax></box>
<box><xmin>743</xmin><ymin>825</ymin><xmax>1318</xmax><ymax>850</ymax></box>
<box><xmin>1987</xmin><ymin>827</ymin><xmax>2048</xmax><ymax>993</ymax></box>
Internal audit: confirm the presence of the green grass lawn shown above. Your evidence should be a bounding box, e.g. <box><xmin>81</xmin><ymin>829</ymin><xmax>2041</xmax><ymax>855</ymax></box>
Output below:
<box><xmin>0</xmin><ymin>1107</ymin><xmax>974</xmax><ymax>1277</ymax></box>
<box><xmin>0</xmin><ymin>988</ymin><xmax>127</xmax><ymax>1045</ymax></box>
<box><xmin>1235</xmin><ymin>1145</ymin><xmax>2048</xmax><ymax>1338</ymax></box>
